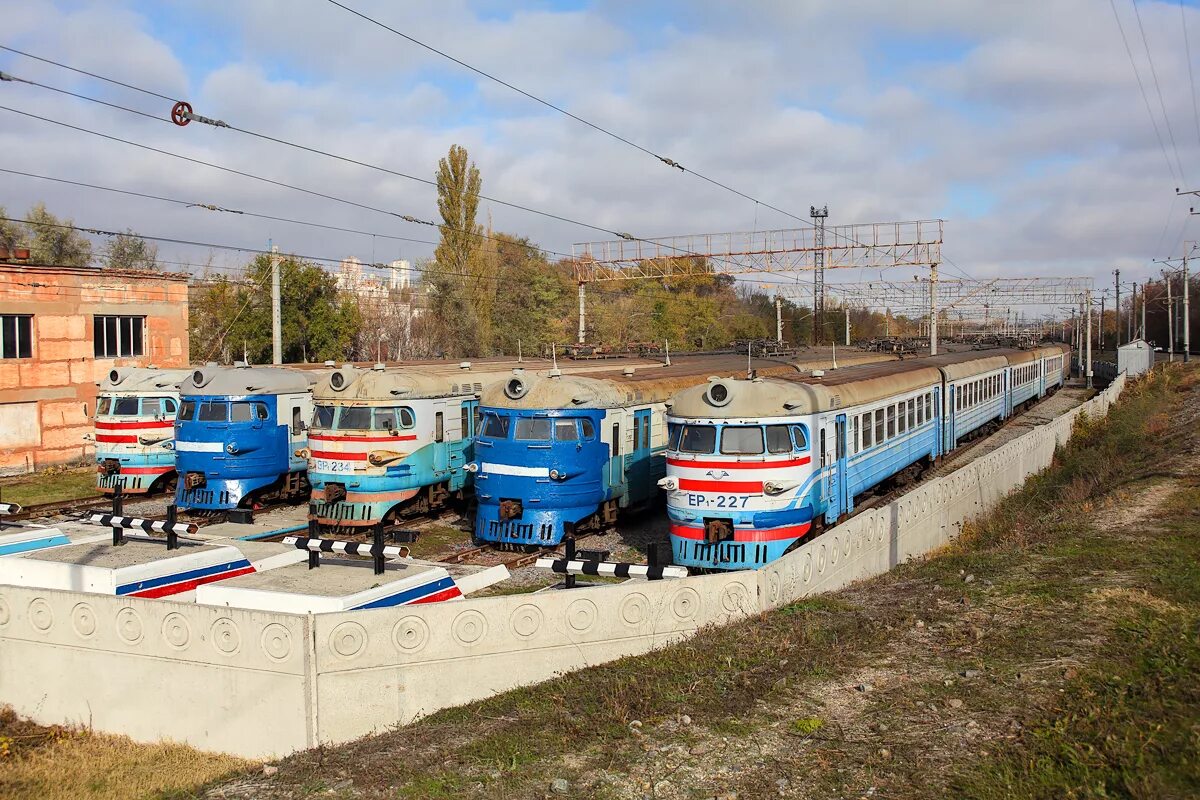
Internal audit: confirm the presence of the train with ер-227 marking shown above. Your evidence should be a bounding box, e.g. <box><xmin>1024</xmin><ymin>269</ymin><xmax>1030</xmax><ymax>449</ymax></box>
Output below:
<box><xmin>661</xmin><ymin>345</ymin><xmax>1069</xmax><ymax>570</ymax></box>
<box><xmin>173</xmin><ymin>364</ymin><xmax>322</xmax><ymax>511</ymax></box>
<box><xmin>468</xmin><ymin>354</ymin><xmax>828</xmax><ymax>547</ymax></box>
<box><xmin>93</xmin><ymin>367</ymin><xmax>193</xmax><ymax>495</ymax></box>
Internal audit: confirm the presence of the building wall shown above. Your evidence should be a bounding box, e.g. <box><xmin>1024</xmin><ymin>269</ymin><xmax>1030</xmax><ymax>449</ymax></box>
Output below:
<box><xmin>0</xmin><ymin>265</ymin><xmax>189</xmax><ymax>476</ymax></box>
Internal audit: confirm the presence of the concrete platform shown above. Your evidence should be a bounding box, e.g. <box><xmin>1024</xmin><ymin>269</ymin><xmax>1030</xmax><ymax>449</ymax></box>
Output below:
<box><xmin>0</xmin><ymin>536</ymin><xmax>307</xmax><ymax>599</ymax></box>
<box><xmin>0</xmin><ymin>525</ymin><xmax>108</xmax><ymax>556</ymax></box>
<box><xmin>196</xmin><ymin>557</ymin><xmax>510</xmax><ymax>613</ymax></box>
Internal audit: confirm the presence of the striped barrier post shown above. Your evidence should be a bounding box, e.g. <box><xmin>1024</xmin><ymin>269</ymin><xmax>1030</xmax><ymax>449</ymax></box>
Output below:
<box><xmin>284</xmin><ymin>530</ymin><xmax>411</xmax><ymax>576</ymax></box>
<box><xmin>86</xmin><ymin>510</ymin><xmax>199</xmax><ymax>537</ymax></box>
<box><xmin>0</xmin><ymin>502</ymin><xmax>22</xmax><ymax>515</ymax></box>
<box><xmin>535</xmin><ymin>557</ymin><xmax>688</xmax><ymax>581</ymax></box>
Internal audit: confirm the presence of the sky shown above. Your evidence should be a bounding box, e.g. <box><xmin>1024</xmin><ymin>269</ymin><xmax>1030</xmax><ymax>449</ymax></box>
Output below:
<box><xmin>2</xmin><ymin>0</ymin><xmax>1200</xmax><ymax>305</ymax></box>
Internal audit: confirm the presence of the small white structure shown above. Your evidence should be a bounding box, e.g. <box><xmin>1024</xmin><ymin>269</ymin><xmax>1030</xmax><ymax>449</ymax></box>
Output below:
<box><xmin>1117</xmin><ymin>339</ymin><xmax>1154</xmax><ymax>378</ymax></box>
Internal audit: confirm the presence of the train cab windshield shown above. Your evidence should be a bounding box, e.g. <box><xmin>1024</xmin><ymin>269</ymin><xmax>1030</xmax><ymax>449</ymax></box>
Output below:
<box><xmin>96</xmin><ymin>396</ymin><xmax>141</xmax><ymax>416</ymax></box>
<box><xmin>669</xmin><ymin>422</ymin><xmax>808</xmax><ymax>455</ymax></box>
<box><xmin>310</xmin><ymin>405</ymin><xmax>415</xmax><ymax>431</ymax></box>
<box><xmin>480</xmin><ymin>412</ymin><xmax>595</xmax><ymax>442</ymax></box>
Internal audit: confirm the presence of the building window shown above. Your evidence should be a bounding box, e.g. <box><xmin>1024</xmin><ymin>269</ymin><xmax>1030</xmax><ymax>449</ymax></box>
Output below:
<box><xmin>0</xmin><ymin>315</ymin><xmax>32</xmax><ymax>359</ymax></box>
<box><xmin>93</xmin><ymin>315</ymin><xmax>145</xmax><ymax>357</ymax></box>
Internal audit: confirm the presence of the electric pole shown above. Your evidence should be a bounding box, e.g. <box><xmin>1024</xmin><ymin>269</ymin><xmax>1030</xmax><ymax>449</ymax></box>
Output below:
<box><xmin>929</xmin><ymin>263</ymin><xmax>940</xmax><ymax>355</ymax></box>
<box><xmin>270</xmin><ymin>243</ymin><xmax>282</xmax><ymax>365</ymax></box>
<box><xmin>775</xmin><ymin>294</ymin><xmax>783</xmax><ymax>345</ymax></box>
<box><xmin>1113</xmin><ymin>269</ymin><xmax>1121</xmax><ymax>348</ymax></box>
<box><xmin>1185</xmin><ymin>243</ymin><xmax>1192</xmax><ymax>363</ymax></box>
<box><xmin>810</xmin><ymin>205</ymin><xmax>828</xmax><ymax>345</ymax></box>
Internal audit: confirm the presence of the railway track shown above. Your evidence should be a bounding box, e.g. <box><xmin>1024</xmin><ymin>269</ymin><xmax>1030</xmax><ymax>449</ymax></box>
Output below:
<box><xmin>2</xmin><ymin>496</ymin><xmax>111</xmax><ymax>522</ymax></box>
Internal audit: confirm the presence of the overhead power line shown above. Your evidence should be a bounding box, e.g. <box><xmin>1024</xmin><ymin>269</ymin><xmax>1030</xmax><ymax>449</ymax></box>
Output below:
<box><xmin>1182</xmin><ymin>0</ymin><xmax>1200</xmax><ymax>148</ymax></box>
<box><xmin>1130</xmin><ymin>0</ymin><xmax>1187</xmax><ymax>183</ymax></box>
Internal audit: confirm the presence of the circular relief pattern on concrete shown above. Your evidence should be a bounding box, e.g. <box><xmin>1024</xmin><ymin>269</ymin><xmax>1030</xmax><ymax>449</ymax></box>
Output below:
<box><xmin>566</xmin><ymin>598</ymin><xmax>597</xmax><ymax>633</ymax></box>
<box><xmin>116</xmin><ymin>607</ymin><xmax>143</xmax><ymax>644</ymax></box>
<box><xmin>210</xmin><ymin>617</ymin><xmax>241</xmax><ymax>655</ymax></box>
<box><xmin>71</xmin><ymin>603</ymin><xmax>97</xmax><ymax>639</ymax></box>
<box><xmin>802</xmin><ymin>552</ymin><xmax>813</xmax><ymax>583</ymax></box>
<box><xmin>721</xmin><ymin>582</ymin><xmax>750</xmax><ymax>613</ymax></box>
<box><xmin>329</xmin><ymin>621</ymin><xmax>367</xmax><ymax>659</ymax></box>
<box><xmin>260</xmin><ymin>623</ymin><xmax>292</xmax><ymax>662</ymax></box>
<box><xmin>818</xmin><ymin>544</ymin><xmax>827</xmax><ymax>574</ymax></box>
<box><xmin>619</xmin><ymin>593</ymin><xmax>649</xmax><ymax>627</ymax></box>
<box><xmin>392</xmin><ymin>616</ymin><xmax>429</xmax><ymax>653</ymax></box>
<box><xmin>161</xmin><ymin>612</ymin><xmax>192</xmax><ymax>650</ymax></box>
<box><xmin>29</xmin><ymin>598</ymin><xmax>54</xmax><ymax>632</ymax></box>
<box><xmin>510</xmin><ymin>604</ymin><xmax>543</xmax><ymax>640</ymax></box>
<box><xmin>766</xmin><ymin>571</ymin><xmax>782</xmax><ymax>605</ymax></box>
<box><xmin>0</xmin><ymin>595</ymin><xmax>11</xmax><ymax>628</ymax></box>
<box><xmin>672</xmin><ymin>587</ymin><xmax>701</xmax><ymax>621</ymax></box>
<box><xmin>843</xmin><ymin>531</ymin><xmax>852</xmax><ymax>557</ymax></box>
<box><xmin>452</xmin><ymin>609</ymin><xmax>488</xmax><ymax>645</ymax></box>
<box><xmin>830</xmin><ymin>537</ymin><xmax>840</xmax><ymax>565</ymax></box>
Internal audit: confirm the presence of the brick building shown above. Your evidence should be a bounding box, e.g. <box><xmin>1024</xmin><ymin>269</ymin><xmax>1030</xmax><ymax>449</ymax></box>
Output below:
<box><xmin>0</xmin><ymin>264</ymin><xmax>189</xmax><ymax>475</ymax></box>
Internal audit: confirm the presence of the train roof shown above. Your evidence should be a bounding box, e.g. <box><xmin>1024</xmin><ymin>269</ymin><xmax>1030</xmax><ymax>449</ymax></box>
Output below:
<box><xmin>180</xmin><ymin>365</ymin><xmax>321</xmax><ymax>396</ymax></box>
<box><xmin>99</xmin><ymin>367</ymin><xmax>194</xmax><ymax>393</ymax></box>
<box><xmin>313</xmin><ymin>364</ymin><xmax>531</xmax><ymax>401</ymax></box>
<box><xmin>667</xmin><ymin>348</ymin><xmax>1035</xmax><ymax>418</ymax></box>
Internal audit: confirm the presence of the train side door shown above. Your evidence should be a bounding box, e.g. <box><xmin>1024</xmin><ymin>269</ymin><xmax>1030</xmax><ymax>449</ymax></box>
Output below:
<box><xmin>626</xmin><ymin>408</ymin><xmax>652</xmax><ymax>502</ymax></box>
<box><xmin>448</xmin><ymin>399</ymin><xmax>473</xmax><ymax>477</ymax></box>
<box><xmin>832</xmin><ymin>413</ymin><xmax>848</xmax><ymax>521</ymax></box>
<box><xmin>945</xmin><ymin>384</ymin><xmax>956</xmax><ymax>451</ymax></box>
<box><xmin>432</xmin><ymin>403</ymin><xmax>448</xmax><ymax>475</ymax></box>
<box><xmin>608</xmin><ymin>412</ymin><xmax>626</xmax><ymax>494</ymax></box>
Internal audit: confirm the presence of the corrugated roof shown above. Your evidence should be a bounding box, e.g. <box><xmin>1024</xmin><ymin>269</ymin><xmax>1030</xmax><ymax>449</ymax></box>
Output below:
<box><xmin>180</xmin><ymin>366</ymin><xmax>322</xmax><ymax>396</ymax></box>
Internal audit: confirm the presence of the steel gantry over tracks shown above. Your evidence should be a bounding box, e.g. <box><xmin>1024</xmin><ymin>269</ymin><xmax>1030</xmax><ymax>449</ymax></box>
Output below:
<box><xmin>570</xmin><ymin>219</ymin><xmax>944</xmax><ymax>346</ymax></box>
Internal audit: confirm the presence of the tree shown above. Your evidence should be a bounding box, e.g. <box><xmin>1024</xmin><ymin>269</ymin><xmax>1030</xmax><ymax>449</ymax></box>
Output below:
<box><xmin>427</xmin><ymin>144</ymin><xmax>486</xmax><ymax>355</ymax></box>
<box><xmin>489</xmin><ymin>234</ymin><xmax>571</xmax><ymax>355</ymax></box>
<box><xmin>0</xmin><ymin>206</ymin><xmax>23</xmax><ymax>252</ymax></box>
<box><xmin>23</xmin><ymin>202</ymin><xmax>92</xmax><ymax>266</ymax></box>
<box><xmin>101</xmin><ymin>230</ymin><xmax>159</xmax><ymax>271</ymax></box>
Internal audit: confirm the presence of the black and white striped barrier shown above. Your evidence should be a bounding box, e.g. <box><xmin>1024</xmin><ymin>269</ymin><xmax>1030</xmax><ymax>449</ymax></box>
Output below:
<box><xmin>86</xmin><ymin>513</ymin><xmax>199</xmax><ymax>537</ymax></box>
<box><xmin>284</xmin><ymin>526</ymin><xmax>411</xmax><ymax>575</ymax></box>
<box><xmin>535</xmin><ymin>557</ymin><xmax>687</xmax><ymax>580</ymax></box>
<box><xmin>0</xmin><ymin>502</ymin><xmax>22</xmax><ymax>515</ymax></box>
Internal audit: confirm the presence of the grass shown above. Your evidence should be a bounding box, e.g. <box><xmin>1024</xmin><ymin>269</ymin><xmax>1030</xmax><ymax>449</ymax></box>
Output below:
<box><xmin>0</xmin><ymin>466</ymin><xmax>98</xmax><ymax>507</ymax></box>
<box><xmin>0</xmin><ymin>708</ymin><xmax>250</xmax><ymax>800</ymax></box>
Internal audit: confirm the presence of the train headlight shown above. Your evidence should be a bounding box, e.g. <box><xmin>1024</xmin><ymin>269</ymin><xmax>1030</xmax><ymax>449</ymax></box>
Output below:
<box><xmin>465</xmin><ymin>462</ymin><xmax>479</xmax><ymax>473</ymax></box>
<box><xmin>163</xmin><ymin>441</ymin><xmax>174</xmax><ymax>451</ymax></box>
<box><xmin>296</xmin><ymin>448</ymin><xmax>310</xmax><ymax>458</ymax></box>
<box><xmin>226</xmin><ymin>441</ymin><xmax>239</xmax><ymax>454</ymax></box>
<box><xmin>657</xmin><ymin>476</ymin><xmax>678</xmax><ymax>491</ymax></box>
<box><xmin>549</xmin><ymin>469</ymin><xmax>563</xmax><ymax>480</ymax></box>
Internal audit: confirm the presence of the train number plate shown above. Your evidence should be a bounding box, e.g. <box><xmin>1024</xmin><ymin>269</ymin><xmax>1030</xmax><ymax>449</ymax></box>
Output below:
<box><xmin>311</xmin><ymin>458</ymin><xmax>358</xmax><ymax>474</ymax></box>
<box><xmin>685</xmin><ymin>493</ymin><xmax>750</xmax><ymax>509</ymax></box>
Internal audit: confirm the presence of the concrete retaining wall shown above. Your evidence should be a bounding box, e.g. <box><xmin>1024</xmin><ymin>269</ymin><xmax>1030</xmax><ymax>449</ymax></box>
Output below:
<box><xmin>0</xmin><ymin>376</ymin><xmax>1125</xmax><ymax>758</ymax></box>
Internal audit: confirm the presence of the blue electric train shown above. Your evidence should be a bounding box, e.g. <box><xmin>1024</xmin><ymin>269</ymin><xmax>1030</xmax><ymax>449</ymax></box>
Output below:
<box><xmin>660</xmin><ymin>345</ymin><xmax>1069</xmax><ymax>570</ymax></box>
<box><xmin>173</xmin><ymin>365</ymin><xmax>320</xmax><ymax>511</ymax></box>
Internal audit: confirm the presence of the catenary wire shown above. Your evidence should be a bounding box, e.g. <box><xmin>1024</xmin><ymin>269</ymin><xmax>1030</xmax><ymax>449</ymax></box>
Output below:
<box><xmin>1110</xmin><ymin>0</ymin><xmax>1182</xmax><ymax>182</ymax></box>
<box><xmin>1130</xmin><ymin>0</ymin><xmax>1187</xmax><ymax>182</ymax></box>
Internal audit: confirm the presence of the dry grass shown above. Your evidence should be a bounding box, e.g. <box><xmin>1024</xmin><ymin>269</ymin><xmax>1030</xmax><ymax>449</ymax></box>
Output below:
<box><xmin>0</xmin><ymin>712</ymin><xmax>251</xmax><ymax>800</ymax></box>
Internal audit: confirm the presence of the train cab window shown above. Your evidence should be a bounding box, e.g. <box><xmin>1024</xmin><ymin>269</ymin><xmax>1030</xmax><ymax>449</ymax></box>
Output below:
<box><xmin>554</xmin><ymin>419</ymin><xmax>579</xmax><ymax>441</ymax></box>
<box><xmin>399</xmin><ymin>407</ymin><xmax>415</xmax><ymax>428</ymax></box>
<box><xmin>312</xmin><ymin>405</ymin><xmax>335</xmax><ymax>429</ymax></box>
<box><xmin>230</xmin><ymin>402</ymin><xmax>254</xmax><ymax>423</ymax></box>
<box><xmin>481</xmin><ymin>413</ymin><xmax>509</xmax><ymax>439</ymax></box>
<box><xmin>178</xmin><ymin>399</ymin><xmax>196</xmax><ymax>421</ymax></box>
<box><xmin>96</xmin><ymin>396</ymin><xmax>112</xmax><ymax>415</ymax></box>
<box><xmin>339</xmin><ymin>407</ymin><xmax>372</xmax><ymax>430</ymax></box>
<box><xmin>679</xmin><ymin>424</ymin><xmax>716</xmax><ymax>454</ymax></box>
<box><xmin>766</xmin><ymin>425</ymin><xmax>792</xmax><ymax>454</ymax></box>
<box><xmin>165</xmin><ymin>398</ymin><xmax>178</xmax><ymax>415</ymax></box>
<box><xmin>435</xmin><ymin>411</ymin><xmax>444</xmax><ymax>443</ymax></box>
<box><xmin>791</xmin><ymin>424</ymin><xmax>808</xmax><ymax>451</ymax></box>
<box><xmin>198</xmin><ymin>401</ymin><xmax>227</xmax><ymax>422</ymax></box>
<box><xmin>255</xmin><ymin>402</ymin><xmax>269</xmax><ymax>420</ymax></box>
<box><xmin>112</xmin><ymin>397</ymin><xmax>140</xmax><ymax>416</ymax></box>
<box><xmin>374</xmin><ymin>407</ymin><xmax>400</xmax><ymax>432</ymax></box>
<box><xmin>515</xmin><ymin>417</ymin><xmax>552</xmax><ymax>440</ymax></box>
<box><xmin>581</xmin><ymin>418</ymin><xmax>596</xmax><ymax>440</ymax></box>
<box><xmin>667</xmin><ymin>422</ymin><xmax>682</xmax><ymax>450</ymax></box>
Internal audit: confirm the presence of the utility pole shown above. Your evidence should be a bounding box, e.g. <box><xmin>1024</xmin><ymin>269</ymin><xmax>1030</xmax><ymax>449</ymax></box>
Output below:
<box><xmin>1085</xmin><ymin>290</ymin><xmax>1092</xmax><ymax>388</ymax></box>
<box><xmin>810</xmin><ymin>205</ymin><xmax>828</xmax><ymax>345</ymax></box>
<box><xmin>845</xmin><ymin>307</ymin><xmax>850</xmax><ymax>346</ymax></box>
<box><xmin>1113</xmin><ymin>269</ymin><xmax>1121</xmax><ymax>347</ymax></box>
<box><xmin>1167</xmin><ymin>273</ymin><xmax>1174</xmax><ymax>362</ymax></box>
<box><xmin>1098</xmin><ymin>294</ymin><xmax>1105</xmax><ymax>352</ymax></box>
<box><xmin>929</xmin><ymin>263</ymin><xmax>939</xmax><ymax>355</ymax></box>
<box><xmin>1185</xmin><ymin>244</ymin><xmax>1192</xmax><ymax>363</ymax></box>
<box><xmin>577</xmin><ymin>283</ymin><xmax>586</xmax><ymax>344</ymax></box>
<box><xmin>1141</xmin><ymin>281</ymin><xmax>1147</xmax><ymax>341</ymax></box>
<box><xmin>270</xmin><ymin>243</ymin><xmax>282</xmax><ymax>365</ymax></box>
<box><xmin>1130</xmin><ymin>281</ymin><xmax>1137</xmax><ymax>342</ymax></box>
<box><xmin>775</xmin><ymin>294</ymin><xmax>783</xmax><ymax>345</ymax></box>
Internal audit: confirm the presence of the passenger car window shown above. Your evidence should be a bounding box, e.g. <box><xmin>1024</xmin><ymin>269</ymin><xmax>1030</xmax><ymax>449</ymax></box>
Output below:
<box><xmin>720</xmin><ymin>426</ymin><xmax>764</xmax><ymax>455</ymax></box>
<box><xmin>198</xmin><ymin>401</ymin><xmax>227</xmax><ymax>421</ymax></box>
<box><xmin>482</xmin><ymin>413</ymin><xmax>509</xmax><ymax>439</ymax></box>
<box><xmin>231</xmin><ymin>402</ymin><xmax>253</xmax><ymax>422</ymax></box>
<box><xmin>887</xmin><ymin>406</ymin><xmax>896</xmax><ymax>438</ymax></box>
<box><xmin>766</xmin><ymin>425</ymin><xmax>792</xmax><ymax>454</ymax></box>
<box><xmin>874</xmin><ymin>410</ymin><xmax>884</xmax><ymax>443</ymax></box>
<box><xmin>862</xmin><ymin>416</ymin><xmax>873</xmax><ymax>448</ymax></box>
<box><xmin>679</xmin><ymin>424</ymin><xmax>716</xmax><ymax>453</ymax></box>
<box><xmin>515</xmin><ymin>417</ymin><xmax>552</xmax><ymax>440</ymax></box>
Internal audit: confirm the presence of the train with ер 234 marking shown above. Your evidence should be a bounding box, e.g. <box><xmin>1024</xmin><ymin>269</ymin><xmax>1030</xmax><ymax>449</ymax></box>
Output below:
<box><xmin>469</xmin><ymin>354</ymin><xmax>818</xmax><ymax>547</ymax></box>
<box><xmin>173</xmin><ymin>364</ymin><xmax>322</xmax><ymax>511</ymax></box>
<box><xmin>304</xmin><ymin>362</ymin><xmax>513</xmax><ymax>531</ymax></box>
<box><xmin>93</xmin><ymin>367</ymin><xmax>194</xmax><ymax>495</ymax></box>
<box><xmin>661</xmin><ymin>345</ymin><xmax>1069</xmax><ymax>570</ymax></box>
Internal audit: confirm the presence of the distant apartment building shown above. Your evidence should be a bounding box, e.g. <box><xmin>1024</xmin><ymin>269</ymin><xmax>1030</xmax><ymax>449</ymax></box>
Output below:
<box><xmin>0</xmin><ymin>262</ymin><xmax>190</xmax><ymax>475</ymax></box>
